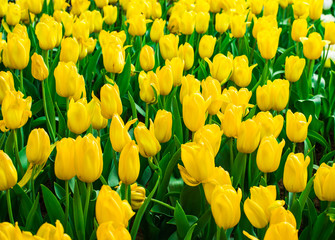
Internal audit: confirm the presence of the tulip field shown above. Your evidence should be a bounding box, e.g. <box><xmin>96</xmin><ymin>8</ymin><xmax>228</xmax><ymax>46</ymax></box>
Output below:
<box><xmin>1</xmin><ymin>0</ymin><xmax>335</xmax><ymax>239</ymax></box>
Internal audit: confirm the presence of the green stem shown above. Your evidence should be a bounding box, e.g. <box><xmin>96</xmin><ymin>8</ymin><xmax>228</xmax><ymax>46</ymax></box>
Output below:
<box><xmin>31</xmin><ymin>165</ymin><xmax>35</xmax><ymax>201</ymax></box>
<box><xmin>6</xmin><ymin>190</ymin><xmax>14</xmax><ymax>224</ymax></box>
<box><xmin>229</xmin><ymin>138</ymin><xmax>234</xmax><ymax>171</ymax></box>
<box><xmin>13</xmin><ymin>129</ymin><xmax>24</xmax><ymax>177</ymax></box>
<box><xmin>42</xmin><ymin>81</ymin><xmax>55</xmax><ymax>142</ymax></box>
<box><xmin>145</xmin><ymin>103</ymin><xmax>149</xmax><ymax>127</ymax></box>
<box><xmin>125</xmin><ymin>184</ymin><xmax>130</xmax><ymax>203</ymax></box>
<box><xmin>151</xmin><ymin>198</ymin><xmax>175</xmax><ymax>211</ymax></box>
<box><xmin>84</xmin><ymin>182</ymin><xmax>92</xmax><ymax>226</ymax></box>
<box><xmin>264</xmin><ymin>172</ymin><xmax>267</xmax><ymax>185</ymax></box>
<box><xmin>208</xmin><ymin>114</ymin><xmax>213</xmax><ymax>124</ymax></box>
<box><xmin>216</xmin><ymin>226</ymin><xmax>227</xmax><ymax>240</ymax></box>
<box><xmin>20</xmin><ymin>70</ymin><xmax>25</xmax><ymax>95</ymax></box>
<box><xmin>99</xmin><ymin>175</ymin><xmax>107</xmax><ymax>185</ymax></box>
<box><xmin>292</xmin><ymin>142</ymin><xmax>296</xmax><ymax>153</ymax></box>
<box><xmin>316</xmin><ymin>45</ymin><xmax>331</xmax><ymax>94</ymax></box>
<box><xmin>64</xmin><ymin>180</ymin><xmax>69</xmax><ymax>233</ymax></box>
<box><xmin>306</xmin><ymin>59</ymin><xmax>315</xmax><ymax>97</ymax></box>
<box><xmin>261</xmin><ymin>59</ymin><xmax>269</xmax><ymax>85</ymax></box>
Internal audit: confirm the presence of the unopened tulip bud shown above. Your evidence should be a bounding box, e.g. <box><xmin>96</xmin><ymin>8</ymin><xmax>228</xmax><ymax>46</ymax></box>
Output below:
<box><xmin>285</xmin><ymin>56</ymin><xmax>306</xmax><ymax>82</ymax></box>
<box><xmin>26</xmin><ymin>128</ymin><xmax>51</xmax><ymax>166</ymax></box>
<box><xmin>55</xmin><ymin>138</ymin><xmax>76</xmax><ymax>181</ymax></box>
<box><xmin>140</xmin><ymin>45</ymin><xmax>155</xmax><ymax>71</ymax></box>
<box><xmin>0</xmin><ymin>151</ymin><xmax>17</xmax><ymax>191</ymax></box>
<box><xmin>31</xmin><ymin>53</ymin><xmax>49</xmax><ymax>81</ymax></box>
<box><xmin>131</xmin><ymin>183</ymin><xmax>146</xmax><ymax>210</ymax></box>
<box><xmin>134</xmin><ymin>120</ymin><xmax>161</xmax><ymax>158</ymax></box>
<box><xmin>154</xmin><ymin>110</ymin><xmax>172</xmax><ymax>143</ymax></box>
<box><xmin>119</xmin><ymin>141</ymin><xmax>140</xmax><ymax>185</ymax></box>
<box><xmin>286</xmin><ymin>110</ymin><xmax>312</xmax><ymax>143</ymax></box>
<box><xmin>199</xmin><ymin>35</ymin><xmax>216</xmax><ymax>59</ymax></box>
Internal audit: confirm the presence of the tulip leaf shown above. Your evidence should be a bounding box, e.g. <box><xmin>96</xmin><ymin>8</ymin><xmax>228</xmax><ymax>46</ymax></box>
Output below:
<box><xmin>180</xmin><ymin>185</ymin><xmax>201</xmax><ymax>217</ymax></box>
<box><xmin>172</xmin><ymin>96</ymin><xmax>183</xmax><ymax>144</ymax></box>
<box><xmin>308</xmin><ymin>130</ymin><xmax>330</xmax><ymax>150</ymax></box>
<box><xmin>311</xmin><ymin>212</ymin><xmax>335</xmax><ymax>240</ymax></box>
<box><xmin>25</xmin><ymin>193</ymin><xmax>42</xmax><ymax>232</ymax></box>
<box><xmin>319</xmin><ymin>150</ymin><xmax>335</xmax><ymax>165</ymax></box>
<box><xmin>41</xmin><ymin>184</ymin><xmax>65</xmax><ymax>226</ymax></box>
<box><xmin>116</xmin><ymin>55</ymin><xmax>131</xmax><ymax>96</ymax></box>
<box><xmin>73</xmin><ymin>181</ymin><xmax>85</xmax><ymax>240</ymax></box>
<box><xmin>232</xmin><ymin>152</ymin><xmax>247</xmax><ymax>188</ymax></box>
<box><xmin>299</xmin><ymin>176</ymin><xmax>315</xmax><ymax>213</ymax></box>
<box><xmin>290</xmin><ymin>198</ymin><xmax>302</xmax><ymax>229</ymax></box>
<box><xmin>174</xmin><ymin>201</ymin><xmax>192</xmax><ymax>239</ymax></box>
<box><xmin>273</xmin><ymin>45</ymin><xmax>295</xmax><ymax>71</ymax></box>
<box><xmin>191</xmin><ymin>207</ymin><xmax>212</xmax><ymax>238</ymax></box>
<box><xmin>13</xmin><ymin>184</ymin><xmax>35</xmax><ymax>224</ymax></box>
<box><xmin>54</xmin><ymin>102</ymin><xmax>67</xmax><ymax>138</ymax></box>
<box><xmin>31</xmin><ymin>99</ymin><xmax>44</xmax><ymax>115</ymax></box>
<box><xmin>184</xmin><ymin>223</ymin><xmax>197</xmax><ymax>240</ymax></box>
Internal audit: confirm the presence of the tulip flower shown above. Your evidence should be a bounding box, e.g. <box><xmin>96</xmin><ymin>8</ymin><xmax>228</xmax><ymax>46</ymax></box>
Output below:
<box><xmin>257</xmin><ymin>28</ymin><xmax>282</xmax><ymax>60</ymax></box>
<box><xmin>100</xmin><ymin>83</ymin><xmax>123</xmax><ymax>119</ymax></box>
<box><xmin>263</xmin><ymin>0</ymin><xmax>279</xmax><ymax>16</ymax></box>
<box><xmin>95</xmin><ymin>0</ymin><xmax>108</xmax><ymax>8</ymax></box>
<box><xmin>26</xmin><ymin>128</ymin><xmax>51</xmax><ymax>166</ymax></box>
<box><xmin>252</xmin><ymin>15</ymin><xmax>278</xmax><ymax>39</ymax></box>
<box><xmin>131</xmin><ymin>183</ymin><xmax>146</xmax><ymax>210</ymax></box>
<box><xmin>126</xmin><ymin>14</ymin><xmax>148</xmax><ymax>36</ymax></box>
<box><xmin>202</xmin><ymin>77</ymin><xmax>225</xmax><ymax>115</ymax></box>
<box><xmin>211</xmin><ymin>185</ymin><xmax>242</xmax><ymax>230</ymax></box>
<box><xmin>55</xmin><ymin>138</ymin><xmax>76</xmax><ymax>181</ymax></box>
<box><xmin>0</xmin><ymin>90</ymin><xmax>32</xmax><ymax>132</ymax></box>
<box><xmin>314</xmin><ymin>163</ymin><xmax>335</xmax><ymax>201</ymax></box>
<box><xmin>118</xmin><ymin>141</ymin><xmax>140</xmax><ymax>185</ymax></box>
<box><xmin>205</xmin><ymin>54</ymin><xmax>232</xmax><ymax>84</ymax></box>
<box><xmin>60</xmin><ymin>37</ymin><xmax>80</xmax><ymax>63</ymax></box>
<box><xmin>138</xmin><ymin>71</ymin><xmax>160</xmax><ymax>104</ymax></box>
<box><xmin>71</xmin><ymin>0</ymin><xmax>90</xmax><ymax>15</ymax></box>
<box><xmin>264</xmin><ymin>222</ymin><xmax>298</xmax><ymax>240</ymax></box>
<box><xmin>0</xmin><ymin>0</ymin><xmax>8</xmax><ymax>17</ymax></box>
<box><xmin>67</xmin><ymin>98</ymin><xmax>94</xmax><ymax>135</ymax></box>
<box><xmin>96</xmin><ymin>185</ymin><xmax>135</xmax><ymax>226</ymax></box>
<box><xmin>256</xmin><ymin>81</ymin><xmax>273</xmax><ymax>111</ymax></box>
<box><xmin>195</xmin><ymin>12</ymin><xmax>210</xmax><ymax>34</ymax></box>
<box><xmin>93</xmin><ymin>11</ymin><xmax>103</xmax><ymax>32</ymax></box>
<box><xmin>286</xmin><ymin>110</ymin><xmax>312</xmax><ymax>143</ymax></box>
<box><xmin>36</xmin><ymin>220</ymin><xmax>71</xmax><ymax>240</ymax></box>
<box><xmin>218</xmin><ymin>103</ymin><xmax>244</xmax><ymax>138</ymax></box>
<box><xmin>221</xmin><ymin>87</ymin><xmax>253</xmax><ymax>114</ymax></box>
<box><xmin>0</xmin><ymin>151</ymin><xmax>17</xmax><ymax>191</ymax></box>
<box><xmin>269</xmin><ymin>206</ymin><xmax>297</xmax><ymax>228</ymax></box>
<box><xmin>27</xmin><ymin>0</ymin><xmax>43</xmax><ymax>14</ymax></box>
<box><xmin>253</xmin><ymin>111</ymin><xmax>284</xmax><ymax>139</ymax></box>
<box><xmin>293</xmin><ymin>0</ymin><xmax>310</xmax><ymax>19</ymax></box>
<box><xmin>103</xmin><ymin>5</ymin><xmax>118</xmax><ymax>25</ymax></box>
<box><xmin>110</xmin><ymin>114</ymin><xmax>137</xmax><ymax>153</ymax></box>
<box><xmin>244</xmin><ymin>185</ymin><xmax>285</xmax><ymax>228</ymax></box>
<box><xmin>0</xmin><ymin>71</ymin><xmax>15</xmax><ymax>104</ymax></box>
<box><xmin>291</xmin><ymin>19</ymin><xmax>308</xmax><ymax>42</ymax></box>
<box><xmin>75</xmin><ymin>134</ymin><xmax>103</xmax><ymax>183</ymax></box>
<box><xmin>154</xmin><ymin>110</ymin><xmax>172</xmax><ymax>143</ymax></box>
<box><xmin>35</xmin><ymin>14</ymin><xmax>63</xmax><ymax>50</ymax></box>
<box><xmin>231</xmin><ymin>55</ymin><xmax>257</xmax><ymax>87</ymax></box>
<box><xmin>102</xmin><ymin>43</ymin><xmax>125</xmax><ymax>73</ymax></box>
<box><xmin>165</xmin><ymin>57</ymin><xmax>184</xmax><ymax>87</ymax></box>
<box><xmin>182</xmin><ymin>93</ymin><xmax>211</xmax><ymax>132</ymax></box>
<box><xmin>324</xmin><ymin>22</ymin><xmax>335</xmax><ymax>45</ymax></box>
<box><xmin>283</xmin><ymin>153</ymin><xmax>310</xmax><ymax>193</ymax></box>
<box><xmin>250</xmin><ymin>0</ymin><xmax>264</xmax><ymax>15</ymax></box>
<box><xmin>178</xmin><ymin>43</ymin><xmax>194</xmax><ymax>71</ymax></box>
<box><xmin>180</xmin><ymin>11</ymin><xmax>196</xmax><ymax>35</ymax></box>
<box><xmin>150</xmin><ymin>18</ymin><xmax>166</xmax><ymax>43</ymax></box>
<box><xmin>285</xmin><ymin>56</ymin><xmax>306</xmax><ymax>82</ymax></box>
<box><xmin>237</xmin><ymin>119</ymin><xmax>261</xmax><ymax>154</ymax></box>
<box><xmin>69</xmin><ymin>75</ymin><xmax>86</xmax><ymax>101</ymax></box>
<box><xmin>31</xmin><ymin>53</ymin><xmax>48</xmax><ymax>81</ymax></box>
<box><xmin>178</xmin><ymin>141</ymin><xmax>215</xmax><ymax>186</ymax></box>
<box><xmin>271</xmin><ymin>79</ymin><xmax>290</xmax><ymax>111</ymax></box>
<box><xmin>159</xmin><ymin>34</ymin><xmax>179</xmax><ymax>60</ymax></box>
<box><xmin>96</xmin><ymin>222</ymin><xmax>131</xmax><ymax>240</ymax></box>
<box><xmin>156</xmin><ymin>65</ymin><xmax>173</xmax><ymax>96</ymax></box>
<box><xmin>231</xmin><ymin>14</ymin><xmax>246</xmax><ymax>38</ymax></box>
<box><xmin>301</xmin><ymin>32</ymin><xmax>329</xmax><ymax>60</ymax></box>
<box><xmin>134</xmin><ymin>120</ymin><xmax>161</xmax><ymax>158</ymax></box>
<box><xmin>194</xmin><ymin>124</ymin><xmax>222</xmax><ymax>156</ymax></box>
<box><xmin>309</xmin><ymin>0</ymin><xmax>323</xmax><ymax>20</ymax></box>
<box><xmin>199</xmin><ymin>35</ymin><xmax>216</xmax><ymax>59</ymax></box>
<box><xmin>179</xmin><ymin>75</ymin><xmax>201</xmax><ymax>104</ymax></box>
<box><xmin>73</xmin><ymin>18</ymin><xmax>90</xmax><ymax>40</ymax></box>
<box><xmin>6</xmin><ymin>3</ymin><xmax>21</xmax><ymax>26</ymax></box>
<box><xmin>256</xmin><ymin>136</ymin><xmax>285</xmax><ymax>173</ymax></box>
<box><xmin>152</xmin><ymin>1</ymin><xmax>162</xmax><ymax>19</ymax></box>
<box><xmin>215</xmin><ymin>12</ymin><xmax>230</xmax><ymax>34</ymax></box>
<box><xmin>54</xmin><ymin>61</ymin><xmax>79</xmax><ymax>98</ymax></box>
<box><xmin>140</xmin><ymin>45</ymin><xmax>155</xmax><ymax>71</ymax></box>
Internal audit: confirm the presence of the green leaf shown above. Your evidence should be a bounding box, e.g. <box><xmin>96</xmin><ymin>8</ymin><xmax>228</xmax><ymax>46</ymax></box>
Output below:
<box><xmin>116</xmin><ymin>55</ymin><xmax>131</xmax><ymax>96</ymax></box>
<box><xmin>73</xmin><ymin>180</ymin><xmax>85</xmax><ymax>240</ymax></box>
<box><xmin>273</xmin><ymin>45</ymin><xmax>295</xmax><ymax>71</ymax></box>
<box><xmin>55</xmin><ymin>102</ymin><xmax>67</xmax><ymax>138</ymax></box>
<box><xmin>184</xmin><ymin>223</ymin><xmax>197</xmax><ymax>240</ymax></box>
<box><xmin>308</xmin><ymin>130</ymin><xmax>330</xmax><ymax>150</ymax></box>
<box><xmin>299</xmin><ymin>176</ymin><xmax>315</xmax><ymax>212</ymax></box>
<box><xmin>320</xmin><ymin>150</ymin><xmax>335</xmax><ymax>165</ymax></box>
<box><xmin>312</xmin><ymin>212</ymin><xmax>335</xmax><ymax>240</ymax></box>
<box><xmin>25</xmin><ymin>193</ymin><xmax>42</xmax><ymax>232</ymax></box>
<box><xmin>41</xmin><ymin>185</ymin><xmax>65</xmax><ymax>225</ymax></box>
<box><xmin>232</xmin><ymin>152</ymin><xmax>247</xmax><ymax>188</ymax></box>
<box><xmin>174</xmin><ymin>201</ymin><xmax>191</xmax><ymax>239</ymax></box>
<box><xmin>180</xmin><ymin>185</ymin><xmax>201</xmax><ymax>217</ymax></box>
<box><xmin>290</xmin><ymin>198</ymin><xmax>302</xmax><ymax>229</ymax></box>
<box><xmin>172</xmin><ymin>96</ymin><xmax>183</xmax><ymax>144</ymax></box>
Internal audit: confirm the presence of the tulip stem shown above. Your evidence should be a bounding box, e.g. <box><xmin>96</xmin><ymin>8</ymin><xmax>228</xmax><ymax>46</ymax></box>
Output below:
<box><xmin>151</xmin><ymin>198</ymin><xmax>175</xmax><ymax>211</ymax></box>
<box><xmin>216</xmin><ymin>226</ymin><xmax>227</xmax><ymax>240</ymax></box>
<box><xmin>20</xmin><ymin>70</ymin><xmax>25</xmax><ymax>95</ymax></box>
<box><xmin>306</xmin><ymin>59</ymin><xmax>315</xmax><ymax>97</ymax></box>
<box><xmin>145</xmin><ymin>103</ymin><xmax>149</xmax><ymax>127</ymax></box>
<box><xmin>64</xmin><ymin>180</ymin><xmax>69</xmax><ymax>233</ymax></box>
<box><xmin>264</xmin><ymin>172</ymin><xmax>267</xmax><ymax>185</ymax></box>
<box><xmin>13</xmin><ymin>129</ymin><xmax>24</xmax><ymax>177</ymax></box>
<box><xmin>208</xmin><ymin>115</ymin><xmax>213</xmax><ymax>124</ymax></box>
<box><xmin>30</xmin><ymin>165</ymin><xmax>35</xmax><ymax>201</ymax></box>
<box><xmin>84</xmin><ymin>182</ymin><xmax>92</xmax><ymax>226</ymax></box>
<box><xmin>292</xmin><ymin>143</ymin><xmax>296</xmax><ymax>153</ymax></box>
<box><xmin>6</xmin><ymin>190</ymin><xmax>14</xmax><ymax>224</ymax></box>
<box><xmin>316</xmin><ymin>44</ymin><xmax>331</xmax><ymax>94</ymax></box>
<box><xmin>261</xmin><ymin>59</ymin><xmax>269</xmax><ymax>86</ymax></box>
<box><xmin>42</xmin><ymin>80</ymin><xmax>55</xmax><ymax>142</ymax></box>
<box><xmin>229</xmin><ymin>138</ymin><xmax>234</xmax><ymax>171</ymax></box>
<box><xmin>125</xmin><ymin>184</ymin><xmax>130</xmax><ymax>203</ymax></box>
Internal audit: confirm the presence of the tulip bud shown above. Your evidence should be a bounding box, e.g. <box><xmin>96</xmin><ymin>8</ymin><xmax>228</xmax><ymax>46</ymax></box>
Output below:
<box><xmin>156</xmin><ymin>65</ymin><xmax>173</xmax><ymax>96</ymax></box>
<box><xmin>257</xmin><ymin>28</ymin><xmax>282</xmax><ymax>60</ymax></box>
<box><xmin>252</xmin><ymin>15</ymin><xmax>278</xmax><ymax>39</ymax></box>
<box><xmin>26</xmin><ymin>128</ymin><xmax>51</xmax><ymax>166</ymax></box>
<box><xmin>211</xmin><ymin>185</ymin><xmax>242</xmax><ymax>230</ymax></box>
<box><xmin>231</xmin><ymin>14</ymin><xmax>246</xmax><ymax>38</ymax></box>
<box><xmin>231</xmin><ymin>55</ymin><xmax>257</xmax><ymax>87</ymax></box>
<box><xmin>102</xmin><ymin>44</ymin><xmax>125</xmax><ymax>73</ymax></box>
<box><xmin>165</xmin><ymin>57</ymin><xmax>184</xmax><ymax>87</ymax></box>
<box><xmin>256</xmin><ymin>81</ymin><xmax>272</xmax><ymax>111</ymax></box>
<box><xmin>179</xmin><ymin>75</ymin><xmax>200</xmax><ymax>105</ymax></box>
<box><xmin>126</xmin><ymin>14</ymin><xmax>147</xmax><ymax>36</ymax></box>
<box><xmin>324</xmin><ymin>22</ymin><xmax>335</xmax><ymax>45</ymax></box>
<box><xmin>35</xmin><ymin>14</ymin><xmax>63</xmax><ymax>50</ymax></box>
<box><xmin>159</xmin><ymin>34</ymin><xmax>179</xmax><ymax>60</ymax></box>
<box><xmin>140</xmin><ymin>45</ymin><xmax>155</xmax><ymax>71</ymax></box>
<box><xmin>96</xmin><ymin>221</ymin><xmax>131</xmax><ymax>240</ymax></box>
<box><xmin>152</xmin><ymin>1</ymin><xmax>162</xmax><ymax>19</ymax></box>
<box><xmin>264</xmin><ymin>222</ymin><xmax>298</xmax><ymax>240</ymax></box>
<box><xmin>178</xmin><ymin>43</ymin><xmax>194</xmax><ymax>71</ymax></box>
<box><xmin>263</xmin><ymin>0</ymin><xmax>279</xmax><ymax>16</ymax></box>
<box><xmin>291</xmin><ymin>19</ymin><xmax>308</xmax><ymax>42</ymax></box>
<box><xmin>55</xmin><ymin>138</ymin><xmax>76</xmax><ymax>181</ymax></box>
<box><xmin>134</xmin><ymin>121</ymin><xmax>161</xmax><ymax>158</ymax></box>
<box><xmin>201</xmin><ymin>77</ymin><xmax>225</xmax><ymax>115</ymax></box>
<box><xmin>183</xmin><ymin>93</ymin><xmax>211</xmax><ymax>132</ymax></box>
<box><xmin>118</xmin><ymin>141</ymin><xmax>140</xmax><ymax>185</ymax></box>
<box><xmin>96</xmin><ymin>185</ymin><xmax>135</xmax><ymax>226</ymax></box>
<box><xmin>154</xmin><ymin>110</ymin><xmax>172</xmax><ymax>143</ymax></box>
<box><xmin>0</xmin><ymin>0</ymin><xmax>8</xmax><ymax>18</ymax></box>
<box><xmin>31</xmin><ymin>53</ymin><xmax>49</xmax><ymax>81</ymax></box>
<box><xmin>244</xmin><ymin>185</ymin><xmax>285</xmax><ymax>229</ymax></box>
<box><xmin>71</xmin><ymin>0</ymin><xmax>90</xmax><ymax>15</ymax></box>
<box><xmin>69</xmin><ymin>74</ymin><xmax>86</xmax><ymax>102</ymax></box>
<box><xmin>286</xmin><ymin>110</ymin><xmax>312</xmax><ymax>143</ymax></box>
<box><xmin>90</xmin><ymin>94</ymin><xmax>108</xmax><ymax>131</ymax></box>
<box><xmin>6</xmin><ymin>3</ymin><xmax>21</xmax><ymax>26</ymax></box>
<box><xmin>218</xmin><ymin>103</ymin><xmax>243</xmax><ymax>138</ymax></box>
<box><xmin>254</xmin><ymin>111</ymin><xmax>284</xmax><ymax>139</ymax></box>
<box><xmin>199</xmin><ymin>35</ymin><xmax>216</xmax><ymax>59</ymax></box>
<box><xmin>73</xmin><ymin>19</ymin><xmax>90</xmax><ymax>40</ymax></box>
<box><xmin>36</xmin><ymin>220</ymin><xmax>71</xmax><ymax>240</ymax></box>
<box><xmin>54</xmin><ymin>62</ymin><xmax>79</xmax><ymax>98</ymax></box>
<box><xmin>215</xmin><ymin>12</ymin><xmax>230</xmax><ymax>34</ymax></box>
<box><xmin>283</xmin><ymin>153</ymin><xmax>310</xmax><ymax>192</ymax></box>
<box><xmin>285</xmin><ymin>56</ymin><xmax>306</xmax><ymax>82</ymax></box>
<box><xmin>237</xmin><ymin>119</ymin><xmax>261</xmax><ymax>154</ymax></box>
<box><xmin>205</xmin><ymin>53</ymin><xmax>232</xmax><ymax>84</ymax></box>
<box><xmin>195</xmin><ymin>12</ymin><xmax>210</xmax><ymax>34</ymax></box>
<box><xmin>100</xmin><ymin>83</ymin><xmax>123</xmax><ymax>119</ymax></box>
<box><xmin>314</xmin><ymin>163</ymin><xmax>335</xmax><ymax>201</ymax></box>
<box><xmin>271</xmin><ymin>79</ymin><xmax>290</xmax><ymax>111</ymax></box>
<box><xmin>110</xmin><ymin>114</ymin><xmax>137</xmax><ymax>152</ymax></box>
<box><xmin>269</xmin><ymin>206</ymin><xmax>297</xmax><ymax>228</ymax></box>
<box><xmin>0</xmin><ymin>71</ymin><xmax>15</xmax><ymax>104</ymax></box>
<box><xmin>27</xmin><ymin>0</ymin><xmax>43</xmax><ymax>14</ymax></box>
<box><xmin>250</xmin><ymin>0</ymin><xmax>264</xmax><ymax>15</ymax></box>
<box><xmin>0</xmin><ymin>151</ymin><xmax>17</xmax><ymax>191</ymax></box>
<box><xmin>138</xmin><ymin>71</ymin><xmax>160</xmax><ymax>104</ymax></box>
<box><xmin>75</xmin><ymin>134</ymin><xmax>103</xmax><ymax>183</ymax></box>
<box><xmin>59</xmin><ymin>37</ymin><xmax>80</xmax><ymax>64</ymax></box>
<box><xmin>103</xmin><ymin>5</ymin><xmax>118</xmax><ymax>25</ymax></box>
<box><xmin>95</xmin><ymin>0</ymin><xmax>108</xmax><ymax>8</ymax></box>
<box><xmin>221</xmin><ymin>86</ymin><xmax>253</xmax><ymax>114</ymax></box>
<box><xmin>150</xmin><ymin>18</ymin><xmax>166</xmax><ymax>43</ymax></box>
<box><xmin>301</xmin><ymin>32</ymin><xmax>328</xmax><ymax>60</ymax></box>
<box><xmin>92</xmin><ymin>10</ymin><xmax>103</xmax><ymax>33</ymax></box>
<box><xmin>194</xmin><ymin>124</ymin><xmax>222</xmax><ymax>156</ymax></box>
<box><xmin>257</xmin><ymin>136</ymin><xmax>285</xmax><ymax>173</ymax></box>
<box><xmin>130</xmin><ymin>183</ymin><xmax>146</xmax><ymax>210</ymax></box>
<box><xmin>0</xmin><ymin>90</ymin><xmax>32</xmax><ymax>132</ymax></box>
<box><xmin>67</xmin><ymin>98</ymin><xmax>94</xmax><ymax>134</ymax></box>
<box><xmin>180</xmin><ymin>11</ymin><xmax>196</xmax><ymax>35</ymax></box>
<box><xmin>309</xmin><ymin>0</ymin><xmax>323</xmax><ymax>20</ymax></box>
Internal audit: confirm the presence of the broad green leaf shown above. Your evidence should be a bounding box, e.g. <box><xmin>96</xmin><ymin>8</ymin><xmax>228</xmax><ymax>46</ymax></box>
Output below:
<box><xmin>116</xmin><ymin>55</ymin><xmax>131</xmax><ymax>96</ymax></box>
<box><xmin>41</xmin><ymin>185</ymin><xmax>65</xmax><ymax>225</ymax></box>
<box><xmin>73</xmin><ymin>181</ymin><xmax>85</xmax><ymax>240</ymax></box>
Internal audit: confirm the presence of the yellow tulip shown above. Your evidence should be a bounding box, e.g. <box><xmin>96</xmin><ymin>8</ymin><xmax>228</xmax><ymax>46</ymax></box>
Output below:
<box><xmin>215</xmin><ymin>12</ymin><xmax>230</xmax><ymax>34</ymax></box>
<box><xmin>134</xmin><ymin>121</ymin><xmax>161</xmax><ymax>158</ymax></box>
<box><xmin>102</xmin><ymin>44</ymin><xmax>125</xmax><ymax>73</ymax></box>
<box><xmin>263</xmin><ymin>0</ymin><xmax>279</xmax><ymax>16</ymax></box>
<box><xmin>180</xmin><ymin>11</ymin><xmax>196</xmax><ymax>35</ymax></box>
<box><xmin>231</xmin><ymin>14</ymin><xmax>246</xmax><ymax>38</ymax></box>
<box><xmin>6</xmin><ymin>3</ymin><xmax>21</xmax><ymax>26</ymax></box>
<box><xmin>293</xmin><ymin>0</ymin><xmax>310</xmax><ymax>19</ymax></box>
<box><xmin>253</xmin><ymin>111</ymin><xmax>284</xmax><ymax>139</ymax></box>
<box><xmin>244</xmin><ymin>185</ymin><xmax>285</xmax><ymax>228</ymax></box>
<box><xmin>257</xmin><ymin>136</ymin><xmax>285</xmax><ymax>173</ymax></box>
<box><xmin>221</xmin><ymin>86</ymin><xmax>253</xmax><ymax>114</ymax></box>
<box><xmin>126</xmin><ymin>14</ymin><xmax>148</xmax><ymax>36</ymax></box>
<box><xmin>309</xmin><ymin>0</ymin><xmax>323</xmax><ymax>20</ymax></box>
<box><xmin>154</xmin><ymin>110</ymin><xmax>172</xmax><ymax>143</ymax></box>
<box><xmin>194</xmin><ymin>124</ymin><xmax>223</xmax><ymax>156</ymax></box>
<box><xmin>0</xmin><ymin>151</ymin><xmax>17</xmax><ymax>191</ymax></box>
<box><xmin>103</xmin><ymin>5</ymin><xmax>118</xmax><ymax>25</ymax></box>
<box><xmin>72</xmin><ymin>19</ymin><xmax>90</xmax><ymax>40</ymax></box>
<box><xmin>156</xmin><ymin>65</ymin><xmax>173</xmax><ymax>96</ymax></box>
<box><xmin>138</xmin><ymin>71</ymin><xmax>160</xmax><ymax>104</ymax></box>
<box><xmin>75</xmin><ymin>134</ymin><xmax>103</xmax><ymax>183</ymax></box>
<box><xmin>89</xmin><ymin>94</ymin><xmax>108</xmax><ymax>130</ymax></box>
<box><xmin>71</xmin><ymin>0</ymin><xmax>90</xmax><ymax>15</ymax></box>
<box><xmin>67</xmin><ymin>98</ymin><xmax>94</xmax><ymax>134</ymax></box>
<box><xmin>69</xmin><ymin>74</ymin><xmax>86</xmax><ymax>101</ymax></box>
<box><xmin>60</xmin><ymin>37</ymin><xmax>80</xmax><ymax>64</ymax></box>
<box><xmin>0</xmin><ymin>0</ymin><xmax>8</xmax><ymax>18</ymax></box>
<box><xmin>94</xmin><ymin>0</ymin><xmax>108</xmax><ymax>8</ymax></box>
<box><xmin>178</xmin><ymin>43</ymin><xmax>194</xmax><ymax>71</ymax></box>
<box><xmin>130</xmin><ymin>183</ymin><xmax>146</xmax><ymax>210</ymax></box>
<box><xmin>286</xmin><ymin>110</ymin><xmax>312</xmax><ymax>143</ymax></box>
<box><xmin>27</xmin><ymin>0</ymin><xmax>43</xmax><ymax>14</ymax></box>
<box><xmin>256</xmin><ymin>81</ymin><xmax>272</xmax><ymax>111</ymax></box>
<box><xmin>26</xmin><ymin>128</ymin><xmax>50</xmax><ymax>166</ymax></box>
<box><xmin>314</xmin><ymin>163</ymin><xmax>335</xmax><ymax>201</ymax></box>
<box><xmin>199</xmin><ymin>35</ymin><xmax>216</xmax><ymax>59</ymax></box>
<box><xmin>285</xmin><ymin>56</ymin><xmax>306</xmax><ymax>82</ymax></box>
<box><xmin>165</xmin><ymin>57</ymin><xmax>184</xmax><ymax>87</ymax></box>
<box><xmin>283</xmin><ymin>153</ymin><xmax>310</xmax><ymax>192</ymax></box>
<box><xmin>150</xmin><ymin>18</ymin><xmax>166</xmax><ymax>43</ymax></box>
<box><xmin>35</xmin><ymin>14</ymin><xmax>63</xmax><ymax>50</ymax></box>
<box><xmin>159</xmin><ymin>34</ymin><xmax>179</xmax><ymax>60</ymax></box>
<box><xmin>96</xmin><ymin>222</ymin><xmax>131</xmax><ymax>240</ymax></box>
<box><xmin>54</xmin><ymin>62</ymin><xmax>79</xmax><ymax>98</ymax></box>
<box><xmin>118</xmin><ymin>141</ymin><xmax>140</xmax><ymax>185</ymax></box>
<box><xmin>324</xmin><ymin>22</ymin><xmax>335</xmax><ymax>45</ymax></box>
<box><xmin>54</xmin><ymin>0</ymin><xmax>69</xmax><ymax>11</ymax></box>
<box><xmin>264</xmin><ymin>222</ymin><xmax>298</xmax><ymax>240</ymax></box>
<box><xmin>271</xmin><ymin>79</ymin><xmax>290</xmax><ymax>111</ymax></box>
<box><xmin>0</xmin><ymin>71</ymin><xmax>15</xmax><ymax>104</ymax></box>
<box><xmin>36</xmin><ymin>220</ymin><xmax>71</xmax><ymax>240</ymax></box>
<box><xmin>0</xmin><ymin>90</ymin><xmax>32</xmax><ymax>132</ymax></box>
<box><xmin>100</xmin><ymin>83</ymin><xmax>123</xmax><ymax>119</ymax></box>
<box><xmin>140</xmin><ymin>45</ymin><xmax>155</xmax><ymax>71</ymax></box>
<box><xmin>218</xmin><ymin>103</ymin><xmax>243</xmax><ymax>138</ymax></box>
<box><xmin>211</xmin><ymin>185</ymin><xmax>242</xmax><ymax>230</ymax></box>
<box><xmin>257</xmin><ymin>28</ymin><xmax>282</xmax><ymax>60</ymax></box>
<box><xmin>31</xmin><ymin>53</ymin><xmax>48</xmax><ymax>81</ymax></box>
<box><xmin>201</xmin><ymin>77</ymin><xmax>225</xmax><ymax>115</ymax></box>
<box><xmin>269</xmin><ymin>206</ymin><xmax>297</xmax><ymax>228</ymax></box>
<box><xmin>301</xmin><ymin>32</ymin><xmax>328</xmax><ymax>60</ymax></box>
<box><xmin>250</xmin><ymin>0</ymin><xmax>264</xmax><ymax>15</ymax></box>
<box><xmin>291</xmin><ymin>19</ymin><xmax>308</xmax><ymax>42</ymax></box>
<box><xmin>231</xmin><ymin>55</ymin><xmax>257</xmax><ymax>87</ymax></box>
<box><xmin>252</xmin><ymin>15</ymin><xmax>278</xmax><ymax>39</ymax></box>
<box><xmin>95</xmin><ymin>185</ymin><xmax>135</xmax><ymax>226</ymax></box>
<box><xmin>205</xmin><ymin>53</ymin><xmax>232</xmax><ymax>84</ymax></box>
<box><xmin>195</xmin><ymin>11</ymin><xmax>210</xmax><ymax>34</ymax></box>
<box><xmin>183</xmin><ymin>92</ymin><xmax>211</xmax><ymax>132</ymax></box>
<box><xmin>179</xmin><ymin>74</ymin><xmax>200</xmax><ymax>104</ymax></box>
<box><xmin>92</xmin><ymin>10</ymin><xmax>103</xmax><ymax>33</ymax></box>
<box><xmin>55</xmin><ymin>138</ymin><xmax>76</xmax><ymax>181</ymax></box>
<box><xmin>237</xmin><ymin>119</ymin><xmax>261</xmax><ymax>154</ymax></box>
